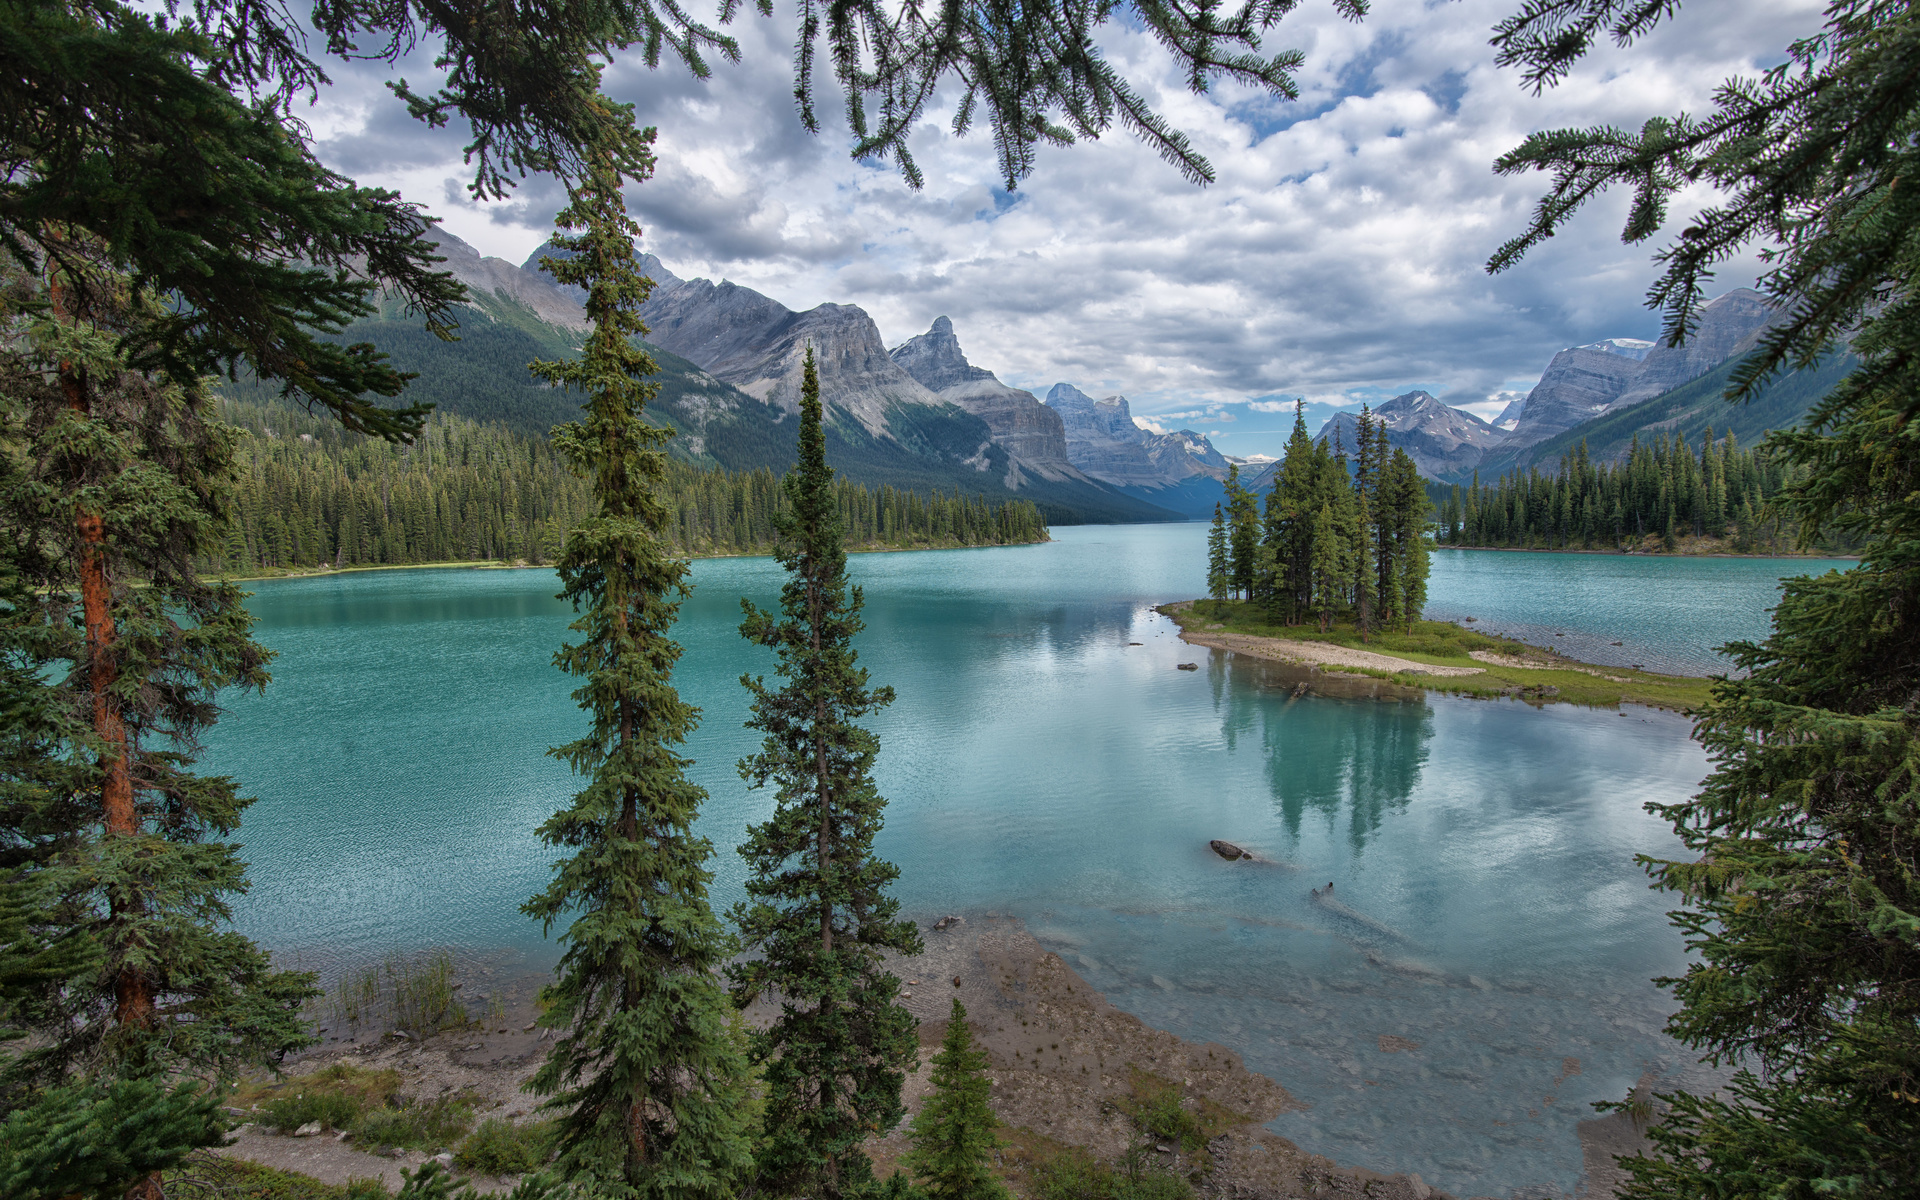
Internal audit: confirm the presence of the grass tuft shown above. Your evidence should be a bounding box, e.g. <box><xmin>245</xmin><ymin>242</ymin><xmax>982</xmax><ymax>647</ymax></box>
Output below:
<box><xmin>328</xmin><ymin>949</ymin><xmax>471</xmax><ymax>1035</ymax></box>
<box><xmin>457</xmin><ymin>1116</ymin><xmax>558</xmax><ymax>1174</ymax></box>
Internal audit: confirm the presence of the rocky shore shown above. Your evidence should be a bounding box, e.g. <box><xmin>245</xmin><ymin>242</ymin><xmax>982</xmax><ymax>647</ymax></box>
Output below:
<box><xmin>221</xmin><ymin>920</ymin><xmax>1505</xmax><ymax>1200</ymax></box>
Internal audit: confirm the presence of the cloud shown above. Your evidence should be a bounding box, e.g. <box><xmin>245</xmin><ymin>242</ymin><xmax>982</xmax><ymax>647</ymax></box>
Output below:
<box><xmin>295</xmin><ymin>0</ymin><xmax>1826</xmax><ymax>456</ymax></box>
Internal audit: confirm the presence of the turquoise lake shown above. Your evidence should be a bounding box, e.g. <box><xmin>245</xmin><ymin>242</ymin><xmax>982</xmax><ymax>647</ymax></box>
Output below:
<box><xmin>202</xmin><ymin>527</ymin><xmax>1851</xmax><ymax>1198</ymax></box>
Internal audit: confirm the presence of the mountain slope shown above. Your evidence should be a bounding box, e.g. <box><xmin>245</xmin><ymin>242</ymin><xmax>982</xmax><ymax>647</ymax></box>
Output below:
<box><xmin>1475</xmin><ymin>350</ymin><xmax>1857</xmax><ymax>478</ymax></box>
<box><xmin>1500</xmin><ymin>291</ymin><xmax>1777</xmax><ymax>451</ymax></box>
<box><xmin>1041</xmin><ymin>384</ymin><xmax>1231</xmax><ymax>516</ymax></box>
<box><xmin>890</xmin><ymin>317</ymin><xmax>1087</xmax><ymax>487</ymax></box>
<box><xmin>1316</xmin><ymin>391</ymin><xmax>1505</xmax><ymax>479</ymax></box>
<box><xmin>327</xmin><ymin>232</ymin><xmax>1179</xmax><ymax>524</ymax></box>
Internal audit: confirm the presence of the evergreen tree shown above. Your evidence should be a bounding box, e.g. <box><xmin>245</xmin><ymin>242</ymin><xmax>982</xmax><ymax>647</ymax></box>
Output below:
<box><xmin>1345</xmin><ymin>416</ymin><xmax>1376</xmax><ymax>640</ymax></box>
<box><xmin>1271</xmin><ymin>401</ymin><xmax>1321</xmax><ymax>622</ymax></box>
<box><xmin>1308</xmin><ymin>504</ymin><xmax>1342</xmax><ymax>632</ymax></box>
<box><xmin>1205</xmin><ymin>504</ymin><xmax>1229</xmax><ymax>602</ymax></box>
<box><xmin>903</xmin><ymin>1000</ymin><xmax>1006</xmax><ymax>1200</ymax></box>
<box><xmin>1224</xmin><ymin>464</ymin><xmax>1259</xmax><ymax>601</ymax></box>
<box><xmin>730</xmin><ymin>348</ymin><xmax>922</xmax><ymax>1199</ymax></box>
<box><xmin>1490</xmin><ymin>0</ymin><xmax>1920</xmax><ymax>1188</ymax></box>
<box><xmin>520</xmin><ymin>149</ymin><xmax>753</xmax><ymax>1198</ymax></box>
<box><xmin>0</xmin><ymin>251</ymin><xmax>316</xmax><ymax>1200</ymax></box>
<box><xmin>1383</xmin><ymin>450</ymin><xmax>1429</xmax><ymax>630</ymax></box>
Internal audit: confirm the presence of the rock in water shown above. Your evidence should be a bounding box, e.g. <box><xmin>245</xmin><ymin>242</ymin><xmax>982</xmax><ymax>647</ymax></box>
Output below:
<box><xmin>1209</xmin><ymin>840</ymin><xmax>1247</xmax><ymax>861</ymax></box>
<box><xmin>1176</xmin><ymin>662</ymin><xmax>1198</xmax><ymax>671</ymax></box>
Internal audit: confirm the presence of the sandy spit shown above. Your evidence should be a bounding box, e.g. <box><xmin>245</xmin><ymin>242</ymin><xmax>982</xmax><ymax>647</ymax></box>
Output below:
<box><xmin>1162</xmin><ymin>604</ymin><xmax>1484</xmax><ymax>678</ymax></box>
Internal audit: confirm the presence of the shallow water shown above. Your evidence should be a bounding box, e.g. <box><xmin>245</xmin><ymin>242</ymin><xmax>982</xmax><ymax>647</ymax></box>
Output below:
<box><xmin>204</xmin><ymin>526</ymin><xmax>1831</xmax><ymax>1197</ymax></box>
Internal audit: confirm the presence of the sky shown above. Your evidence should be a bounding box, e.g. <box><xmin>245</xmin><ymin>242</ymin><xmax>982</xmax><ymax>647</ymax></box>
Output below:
<box><xmin>303</xmin><ymin>0</ymin><xmax>1820</xmax><ymax>460</ymax></box>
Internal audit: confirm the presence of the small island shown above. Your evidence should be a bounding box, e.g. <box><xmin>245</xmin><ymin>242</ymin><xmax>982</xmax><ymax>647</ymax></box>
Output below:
<box><xmin>1161</xmin><ymin>599</ymin><xmax>1713</xmax><ymax>711</ymax></box>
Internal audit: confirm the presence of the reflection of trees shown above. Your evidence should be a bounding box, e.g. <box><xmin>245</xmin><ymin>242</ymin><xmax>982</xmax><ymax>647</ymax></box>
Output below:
<box><xmin>1255</xmin><ymin>674</ymin><xmax>1433</xmax><ymax>849</ymax></box>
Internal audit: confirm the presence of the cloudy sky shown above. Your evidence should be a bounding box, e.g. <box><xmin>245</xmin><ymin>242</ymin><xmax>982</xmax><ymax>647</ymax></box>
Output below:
<box><xmin>308</xmin><ymin>0</ymin><xmax>1817</xmax><ymax>459</ymax></box>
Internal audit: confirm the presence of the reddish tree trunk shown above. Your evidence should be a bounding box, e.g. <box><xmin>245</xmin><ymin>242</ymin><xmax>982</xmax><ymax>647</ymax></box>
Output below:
<box><xmin>60</xmin><ymin>364</ymin><xmax>152</xmax><ymax>1032</ymax></box>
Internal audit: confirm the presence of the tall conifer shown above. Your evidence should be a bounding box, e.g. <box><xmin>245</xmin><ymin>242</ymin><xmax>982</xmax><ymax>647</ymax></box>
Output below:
<box><xmin>0</xmin><ymin>252</ymin><xmax>315</xmax><ymax>1198</ymax></box>
<box><xmin>1224</xmin><ymin>465</ymin><xmax>1258</xmax><ymax>601</ymax></box>
<box><xmin>522</xmin><ymin>145</ymin><xmax>753</xmax><ymax>1198</ymax></box>
<box><xmin>730</xmin><ymin>349</ymin><xmax>922</xmax><ymax>1199</ymax></box>
<box><xmin>1205</xmin><ymin>505</ymin><xmax>1229</xmax><ymax>602</ymax></box>
<box><xmin>1345</xmin><ymin>415</ymin><xmax>1376</xmax><ymax>640</ymax></box>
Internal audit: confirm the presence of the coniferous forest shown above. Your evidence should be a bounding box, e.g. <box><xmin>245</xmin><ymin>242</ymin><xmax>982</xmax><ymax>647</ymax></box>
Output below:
<box><xmin>1430</xmin><ymin>429</ymin><xmax>1852</xmax><ymax>554</ymax></box>
<box><xmin>214</xmin><ymin>398</ymin><xmax>1048</xmax><ymax>574</ymax></box>
<box><xmin>1208</xmin><ymin>403</ymin><xmax>1431</xmax><ymax>634</ymax></box>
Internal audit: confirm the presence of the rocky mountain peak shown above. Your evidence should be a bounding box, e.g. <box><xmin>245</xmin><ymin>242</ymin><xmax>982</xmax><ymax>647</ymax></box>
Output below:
<box><xmin>890</xmin><ymin>316</ymin><xmax>999</xmax><ymax>393</ymax></box>
<box><xmin>1316</xmin><ymin>390</ymin><xmax>1502</xmax><ymax>480</ymax></box>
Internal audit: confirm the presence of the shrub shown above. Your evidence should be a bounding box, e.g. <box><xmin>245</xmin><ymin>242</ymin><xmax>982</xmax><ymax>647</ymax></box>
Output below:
<box><xmin>353</xmin><ymin>1095</ymin><xmax>475</xmax><ymax>1152</ymax></box>
<box><xmin>263</xmin><ymin>1090</ymin><xmax>363</xmax><ymax>1133</ymax></box>
<box><xmin>1031</xmin><ymin>1148</ymin><xmax>1192</xmax><ymax>1200</ymax></box>
<box><xmin>456</xmin><ymin>1117</ymin><xmax>556</xmax><ymax>1174</ymax></box>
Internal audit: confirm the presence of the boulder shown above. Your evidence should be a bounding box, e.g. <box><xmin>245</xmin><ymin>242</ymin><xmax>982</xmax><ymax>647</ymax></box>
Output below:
<box><xmin>293</xmin><ymin>1121</ymin><xmax>322</xmax><ymax>1137</ymax></box>
<box><xmin>1209</xmin><ymin>840</ymin><xmax>1247</xmax><ymax>861</ymax></box>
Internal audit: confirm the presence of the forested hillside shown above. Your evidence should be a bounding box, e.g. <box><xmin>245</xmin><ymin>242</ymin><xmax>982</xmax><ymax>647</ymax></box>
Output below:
<box><xmin>214</xmin><ymin>400</ymin><xmax>1048</xmax><ymax>575</ymax></box>
<box><xmin>1467</xmin><ymin>349</ymin><xmax>1857</xmax><ymax>482</ymax></box>
<box><xmin>1432</xmin><ymin>428</ymin><xmax>1855</xmax><ymax>554</ymax></box>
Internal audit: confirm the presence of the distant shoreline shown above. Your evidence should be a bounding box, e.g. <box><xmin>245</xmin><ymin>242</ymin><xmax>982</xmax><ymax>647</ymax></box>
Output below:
<box><xmin>1438</xmin><ymin>543</ymin><xmax>1857</xmax><ymax>562</ymax></box>
<box><xmin>220</xmin><ymin>536</ymin><xmax>1051</xmax><ymax>584</ymax></box>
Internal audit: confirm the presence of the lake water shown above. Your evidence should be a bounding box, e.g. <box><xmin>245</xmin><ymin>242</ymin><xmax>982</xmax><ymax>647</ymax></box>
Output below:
<box><xmin>203</xmin><ymin>528</ymin><xmax>1843</xmax><ymax>1198</ymax></box>
<box><xmin>1425</xmin><ymin>547</ymin><xmax>1854</xmax><ymax>676</ymax></box>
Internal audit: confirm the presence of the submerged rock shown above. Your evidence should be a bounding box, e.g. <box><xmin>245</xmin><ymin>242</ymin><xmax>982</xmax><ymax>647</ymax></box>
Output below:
<box><xmin>1209</xmin><ymin>840</ymin><xmax>1248</xmax><ymax>861</ymax></box>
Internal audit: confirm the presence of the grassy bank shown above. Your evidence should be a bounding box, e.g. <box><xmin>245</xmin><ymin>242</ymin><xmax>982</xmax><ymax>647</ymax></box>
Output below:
<box><xmin>1164</xmin><ymin>599</ymin><xmax>1716</xmax><ymax>712</ymax></box>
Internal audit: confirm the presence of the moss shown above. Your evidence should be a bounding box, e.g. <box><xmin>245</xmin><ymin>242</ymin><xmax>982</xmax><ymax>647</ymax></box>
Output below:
<box><xmin>1164</xmin><ymin>599</ymin><xmax>1714</xmax><ymax>712</ymax></box>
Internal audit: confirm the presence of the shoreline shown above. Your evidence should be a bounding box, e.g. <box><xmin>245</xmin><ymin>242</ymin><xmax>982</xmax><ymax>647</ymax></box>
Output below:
<box><xmin>226</xmin><ymin>919</ymin><xmax>1644</xmax><ymax>1200</ymax></box>
<box><xmin>221</xmin><ymin>920</ymin><xmax>1656</xmax><ymax>1200</ymax></box>
<box><xmin>1436</xmin><ymin>542</ymin><xmax>1857</xmax><ymax>562</ymax></box>
<box><xmin>218</xmin><ymin>536</ymin><xmax>1052</xmax><ymax>585</ymax></box>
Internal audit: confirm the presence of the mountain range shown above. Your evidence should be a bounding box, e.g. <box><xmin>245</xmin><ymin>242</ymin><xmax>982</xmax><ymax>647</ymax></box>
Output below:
<box><xmin>1303</xmin><ymin>289</ymin><xmax>1848</xmax><ymax>486</ymax></box>
<box><xmin>325</xmin><ymin>232</ymin><xmax>1245</xmax><ymax>523</ymax></box>
<box><xmin>321</xmin><ymin>234</ymin><xmax>1838</xmax><ymax>515</ymax></box>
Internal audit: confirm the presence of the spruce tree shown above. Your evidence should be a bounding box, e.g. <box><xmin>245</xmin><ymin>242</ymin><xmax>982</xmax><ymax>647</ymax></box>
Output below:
<box><xmin>1490</xmin><ymin>0</ymin><xmax>1920</xmax><ymax>1187</ymax></box>
<box><xmin>730</xmin><ymin>348</ymin><xmax>922</xmax><ymax>1199</ymax></box>
<box><xmin>1270</xmin><ymin>401</ymin><xmax>1321</xmax><ymax>622</ymax></box>
<box><xmin>521</xmin><ymin>148</ymin><xmax>753</xmax><ymax>1198</ymax></box>
<box><xmin>903</xmin><ymin>1000</ymin><xmax>1006</xmax><ymax>1200</ymax></box>
<box><xmin>1205</xmin><ymin>504</ymin><xmax>1229</xmax><ymax>602</ymax></box>
<box><xmin>0</xmin><ymin>250</ymin><xmax>315</xmax><ymax>1199</ymax></box>
<box><xmin>1383</xmin><ymin>450</ymin><xmax>1429</xmax><ymax>630</ymax></box>
<box><xmin>1224</xmin><ymin>465</ymin><xmax>1259</xmax><ymax>601</ymax></box>
<box><xmin>1344</xmin><ymin>419</ymin><xmax>1376</xmax><ymax>640</ymax></box>
<box><xmin>1308</xmin><ymin>504</ymin><xmax>1342</xmax><ymax>633</ymax></box>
